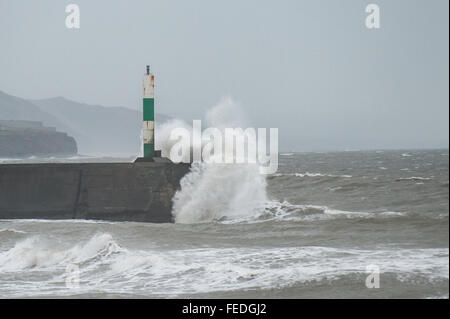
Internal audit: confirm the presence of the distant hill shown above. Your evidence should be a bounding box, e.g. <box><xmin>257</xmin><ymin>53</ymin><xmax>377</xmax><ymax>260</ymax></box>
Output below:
<box><xmin>0</xmin><ymin>91</ymin><xmax>73</xmax><ymax>135</ymax></box>
<box><xmin>0</xmin><ymin>90</ymin><xmax>171</xmax><ymax>156</ymax></box>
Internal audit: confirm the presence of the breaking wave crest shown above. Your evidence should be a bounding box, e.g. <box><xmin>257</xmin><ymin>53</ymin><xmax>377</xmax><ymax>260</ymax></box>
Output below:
<box><xmin>0</xmin><ymin>233</ymin><xmax>121</xmax><ymax>271</ymax></box>
<box><xmin>0</xmin><ymin>228</ymin><xmax>26</xmax><ymax>234</ymax></box>
<box><xmin>216</xmin><ymin>200</ymin><xmax>410</xmax><ymax>224</ymax></box>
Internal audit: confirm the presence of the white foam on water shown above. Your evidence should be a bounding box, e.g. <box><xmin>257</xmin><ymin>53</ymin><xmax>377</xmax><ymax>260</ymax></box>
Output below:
<box><xmin>294</xmin><ymin>172</ymin><xmax>352</xmax><ymax>178</ymax></box>
<box><xmin>270</xmin><ymin>173</ymin><xmax>352</xmax><ymax>179</ymax></box>
<box><xmin>0</xmin><ymin>157</ymin><xmax>22</xmax><ymax>162</ymax></box>
<box><xmin>398</xmin><ymin>176</ymin><xmax>432</xmax><ymax>181</ymax></box>
<box><xmin>0</xmin><ymin>228</ymin><xmax>26</xmax><ymax>234</ymax></box>
<box><xmin>427</xmin><ymin>293</ymin><xmax>450</xmax><ymax>299</ymax></box>
<box><xmin>0</xmin><ymin>218</ymin><xmax>120</xmax><ymax>225</ymax></box>
<box><xmin>0</xmin><ymin>233</ymin><xmax>447</xmax><ymax>297</ymax></box>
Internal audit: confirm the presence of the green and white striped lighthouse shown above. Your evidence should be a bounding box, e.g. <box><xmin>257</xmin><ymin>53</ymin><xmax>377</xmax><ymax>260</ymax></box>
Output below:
<box><xmin>142</xmin><ymin>65</ymin><xmax>155</xmax><ymax>158</ymax></box>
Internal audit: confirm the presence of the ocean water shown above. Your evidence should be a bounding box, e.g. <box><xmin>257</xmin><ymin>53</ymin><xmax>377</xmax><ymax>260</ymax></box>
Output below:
<box><xmin>0</xmin><ymin>150</ymin><xmax>448</xmax><ymax>298</ymax></box>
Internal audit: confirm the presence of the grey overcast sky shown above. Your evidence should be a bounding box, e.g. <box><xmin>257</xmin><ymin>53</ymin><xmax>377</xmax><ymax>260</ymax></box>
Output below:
<box><xmin>0</xmin><ymin>0</ymin><xmax>448</xmax><ymax>151</ymax></box>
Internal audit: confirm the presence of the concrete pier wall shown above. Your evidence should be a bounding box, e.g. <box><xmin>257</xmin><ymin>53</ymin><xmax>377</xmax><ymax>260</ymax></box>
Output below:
<box><xmin>0</xmin><ymin>162</ymin><xmax>190</xmax><ymax>222</ymax></box>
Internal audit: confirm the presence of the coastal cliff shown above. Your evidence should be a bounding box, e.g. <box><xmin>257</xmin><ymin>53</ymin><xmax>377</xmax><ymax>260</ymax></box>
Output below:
<box><xmin>0</xmin><ymin>120</ymin><xmax>77</xmax><ymax>157</ymax></box>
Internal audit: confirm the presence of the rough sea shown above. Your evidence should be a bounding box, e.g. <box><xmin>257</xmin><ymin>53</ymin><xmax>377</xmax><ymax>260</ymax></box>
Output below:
<box><xmin>0</xmin><ymin>150</ymin><xmax>448</xmax><ymax>298</ymax></box>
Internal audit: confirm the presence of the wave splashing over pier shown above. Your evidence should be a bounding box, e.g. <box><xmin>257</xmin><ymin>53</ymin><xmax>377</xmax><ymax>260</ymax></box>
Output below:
<box><xmin>162</xmin><ymin>98</ymin><xmax>269</xmax><ymax>223</ymax></box>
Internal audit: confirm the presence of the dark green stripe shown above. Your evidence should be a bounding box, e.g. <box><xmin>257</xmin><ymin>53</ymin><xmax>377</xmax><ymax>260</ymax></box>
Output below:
<box><xmin>144</xmin><ymin>143</ymin><xmax>154</xmax><ymax>157</ymax></box>
<box><xmin>143</xmin><ymin>98</ymin><xmax>154</xmax><ymax>121</ymax></box>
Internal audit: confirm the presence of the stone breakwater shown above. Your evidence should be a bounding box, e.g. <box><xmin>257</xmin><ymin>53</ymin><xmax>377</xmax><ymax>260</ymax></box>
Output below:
<box><xmin>0</xmin><ymin>162</ymin><xmax>190</xmax><ymax>222</ymax></box>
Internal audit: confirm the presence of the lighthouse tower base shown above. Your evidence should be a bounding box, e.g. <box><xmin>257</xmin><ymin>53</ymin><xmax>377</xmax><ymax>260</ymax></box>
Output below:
<box><xmin>134</xmin><ymin>150</ymin><xmax>170</xmax><ymax>163</ymax></box>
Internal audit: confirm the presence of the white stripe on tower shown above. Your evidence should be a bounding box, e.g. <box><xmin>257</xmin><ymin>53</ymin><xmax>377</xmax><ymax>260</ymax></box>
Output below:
<box><xmin>143</xmin><ymin>74</ymin><xmax>154</xmax><ymax>99</ymax></box>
